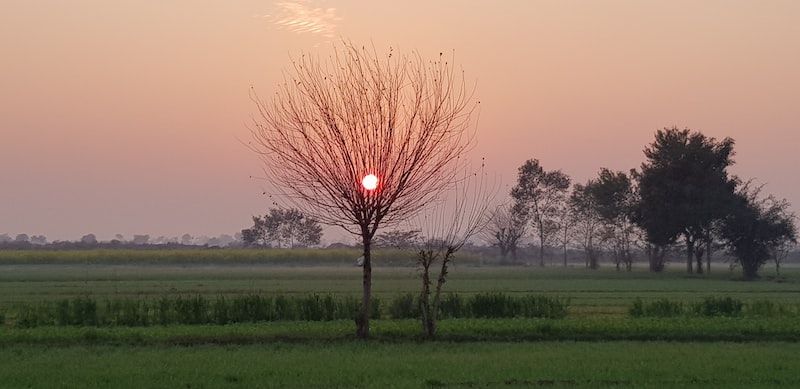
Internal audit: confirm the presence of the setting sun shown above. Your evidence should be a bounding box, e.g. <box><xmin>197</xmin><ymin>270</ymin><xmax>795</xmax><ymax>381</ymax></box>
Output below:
<box><xmin>361</xmin><ymin>174</ymin><xmax>379</xmax><ymax>190</ymax></box>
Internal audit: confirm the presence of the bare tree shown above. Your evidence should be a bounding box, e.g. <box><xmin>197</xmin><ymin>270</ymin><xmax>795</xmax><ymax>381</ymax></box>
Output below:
<box><xmin>772</xmin><ymin>240</ymin><xmax>796</xmax><ymax>278</ymax></box>
<box><xmin>249</xmin><ymin>41</ymin><xmax>477</xmax><ymax>338</ymax></box>
<box><xmin>374</xmin><ymin>229</ymin><xmax>421</xmax><ymax>249</ymax></box>
<box><xmin>481</xmin><ymin>202</ymin><xmax>527</xmax><ymax>263</ymax></box>
<box><xmin>414</xmin><ymin>163</ymin><xmax>494</xmax><ymax>338</ymax></box>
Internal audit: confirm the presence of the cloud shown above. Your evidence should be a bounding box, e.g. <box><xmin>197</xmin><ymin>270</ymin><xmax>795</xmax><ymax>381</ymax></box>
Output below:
<box><xmin>265</xmin><ymin>1</ymin><xmax>341</xmax><ymax>38</ymax></box>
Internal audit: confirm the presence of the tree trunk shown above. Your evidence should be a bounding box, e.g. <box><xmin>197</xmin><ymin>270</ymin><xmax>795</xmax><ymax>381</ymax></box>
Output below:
<box><xmin>648</xmin><ymin>245</ymin><xmax>665</xmax><ymax>272</ymax></box>
<box><xmin>420</xmin><ymin>255</ymin><xmax>432</xmax><ymax>337</ymax></box>
<box><xmin>499</xmin><ymin>244</ymin><xmax>509</xmax><ymax>264</ymax></box>
<box><xmin>539</xmin><ymin>237</ymin><xmax>545</xmax><ymax>267</ymax></box>
<box><xmin>685</xmin><ymin>238</ymin><xmax>694</xmax><ymax>274</ymax></box>
<box><xmin>694</xmin><ymin>246</ymin><xmax>704</xmax><ymax>275</ymax></box>
<box><xmin>537</xmin><ymin>220</ymin><xmax>545</xmax><ymax>267</ymax></box>
<box><xmin>705</xmin><ymin>240</ymin><xmax>712</xmax><ymax>274</ymax></box>
<box><xmin>428</xmin><ymin>250</ymin><xmax>453</xmax><ymax>339</ymax></box>
<box><xmin>356</xmin><ymin>236</ymin><xmax>372</xmax><ymax>338</ymax></box>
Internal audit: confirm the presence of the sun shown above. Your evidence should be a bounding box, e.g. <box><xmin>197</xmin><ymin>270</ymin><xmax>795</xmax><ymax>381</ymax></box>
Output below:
<box><xmin>361</xmin><ymin>174</ymin><xmax>379</xmax><ymax>190</ymax></box>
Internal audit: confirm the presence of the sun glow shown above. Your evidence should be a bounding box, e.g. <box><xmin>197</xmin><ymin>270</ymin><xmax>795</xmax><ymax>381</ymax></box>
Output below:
<box><xmin>361</xmin><ymin>174</ymin><xmax>379</xmax><ymax>190</ymax></box>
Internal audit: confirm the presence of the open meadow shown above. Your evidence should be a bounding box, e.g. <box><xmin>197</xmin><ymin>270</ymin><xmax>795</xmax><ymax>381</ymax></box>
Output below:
<box><xmin>1</xmin><ymin>248</ymin><xmax>799</xmax><ymax>388</ymax></box>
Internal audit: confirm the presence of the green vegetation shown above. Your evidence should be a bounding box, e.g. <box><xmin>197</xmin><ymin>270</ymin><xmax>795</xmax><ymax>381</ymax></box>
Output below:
<box><xmin>2</xmin><ymin>249</ymin><xmax>800</xmax><ymax>387</ymax></box>
<box><xmin>3</xmin><ymin>293</ymin><xmax>569</xmax><ymax>328</ymax></box>
<box><xmin>1</xmin><ymin>340</ymin><xmax>799</xmax><ymax>388</ymax></box>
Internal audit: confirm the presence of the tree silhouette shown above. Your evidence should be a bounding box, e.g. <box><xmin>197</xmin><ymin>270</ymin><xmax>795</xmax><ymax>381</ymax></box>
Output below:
<box><xmin>414</xmin><ymin>163</ymin><xmax>494</xmax><ymax>338</ymax></box>
<box><xmin>511</xmin><ymin>159</ymin><xmax>571</xmax><ymax>266</ymax></box>
<box><xmin>721</xmin><ymin>182</ymin><xmax>797</xmax><ymax>280</ymax></box>
<box><xmin>250</xmin><ymin>41</ymin><xmax>478</xmax><ymax>337</ymax></box>
<box><xmin>242</xmin><ymin>208</ymin><xmax>322</xmax><ymax>248</ymax></box>
<box><xmin>569</xmin><ymin>182</ymin><xmax>602</xmax><ymax>269</ymax></box>
<box><xmin>586</xmin><ymin>169</ymin><xmax>639</xmax><ymax>271</ymax></box>
<box><xmin>482</xmin><ymin>202</ymin><xmax>527</xmax><ymax>263</ymax></box>
<box><xmin>637</xmin><ymin>127</ymin><xmax>737</xmax><ymax>274</ymax></box>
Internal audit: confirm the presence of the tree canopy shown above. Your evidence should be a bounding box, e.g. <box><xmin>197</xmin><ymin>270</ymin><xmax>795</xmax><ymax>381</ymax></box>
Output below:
<box><xmin>242</xmin><ymin>208</ymin><xmax>322</xmax><ymax>248</ymax></box>
<box><xmin>511</xmin><ymin>159</ymin><xmax>571</xmax><ymax>266</ymax></box>
<box><xmin>720</xmin><ymin>183</ymin><xmax>798</xmax><ymax>279</ymax></box>
<box><xmin>636</xmin><ymin>127</ymin><xmax>738</xmax><ymax>273</ymax></box>
<box><xmin>250</xmin><ymin>41</ymin><xmax>478</xmax><ymax>338</ymax></box>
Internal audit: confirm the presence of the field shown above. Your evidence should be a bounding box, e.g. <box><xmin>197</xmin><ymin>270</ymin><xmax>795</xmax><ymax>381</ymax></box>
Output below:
<box><xmin>1</xmin><ymin>248</ymin><xmax>800</xmax><ymax>388</ymax></box>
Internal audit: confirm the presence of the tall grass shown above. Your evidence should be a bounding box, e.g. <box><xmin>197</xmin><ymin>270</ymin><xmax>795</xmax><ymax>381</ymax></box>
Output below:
<box><xmin>6</xmin><ymin>294</ymin><xmax>366</xmax><ymax>328</ymax></box>
<box><xmin>5</xmin><ymin>292</ymin><xmax>569</xmax><ymax>328</ymax></box>
<box><xmin>630</xmin><ymin>296</ymin><xmax>798</xmax><ymax>318</ymax></box>
<box><xmin>387</xmin><ymin>292</ymin><xmax>569</xmax><ymax>320</ymax></box>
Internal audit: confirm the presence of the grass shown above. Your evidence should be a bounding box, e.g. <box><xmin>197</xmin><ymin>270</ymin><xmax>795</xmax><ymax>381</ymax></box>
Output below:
<box><xmin>2</xmin><ymin>260</ymin><xmax>798</xmax><ymax>317</ymax></box>
<box><xmin>2</xmin><ymin>249</ymin><xmax>800</xmax><ymax>387</ymax></box>
<box><xmin>1</xmin><ymin>341</ymin><xmax>799</xmax><ymax>388</ymax></box>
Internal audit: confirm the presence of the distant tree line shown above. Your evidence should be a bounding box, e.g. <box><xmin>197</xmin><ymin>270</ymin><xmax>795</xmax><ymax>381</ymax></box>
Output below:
<box><xmin>0</xmin><ymin>232</ymin><xmax>243</xmax><ymax>249</ymax></box>
<box><xmin>484</xmin><ymin>127</ymin><xmax>797</xmax><ymax>279</ymax></box>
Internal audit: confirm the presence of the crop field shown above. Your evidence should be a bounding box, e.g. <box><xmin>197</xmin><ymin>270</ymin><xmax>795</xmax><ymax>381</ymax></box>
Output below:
<box><xmin>1</xmin><ymin>248</ymin><xmax>800</xmax><ymax>388</ymax></box>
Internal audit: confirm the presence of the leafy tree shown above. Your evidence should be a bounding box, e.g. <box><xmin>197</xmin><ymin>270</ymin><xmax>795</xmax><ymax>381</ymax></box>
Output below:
<box><xmin>242</xmin><ymin>208</ymin><xmax>322</xmax><ymax>248</ymax></box>
<box><xmin>587</xmin><ymin>169</ymin><xmax>639</xmax><ymax>271</ymax></box>
<box><xmin>720</xmin><ymin>183</ymin><xmax>797</xmax><ymax>280</ymax></box>
<box><xmin>180</xmin><ymin>234</ymin><xmax>193</xmax><ymax>245</ymax></box>
<box><xmin>240</xmin><ymin>219</ymin><xmax>265</xmax><ymax>246</ymax></box>
<box><xmin>511</xmin><ymin>159</ymin><xmax>571</xmax><ymax>266</ymax></box>
<box><xmin>636</xmin><ymin>127</ymin><xmax>737</xmax><ymax>274</ymax></box>
<box><xmin>374</xmin><ymin>229</ymin><xmax>421</xmax><ymax>249</ymax></box>
<box><xmin>132</xmin><ymin>234</ymin><xmax>150</xmax><ymax>245</ymax></box>
<box><xmin>29</xmin><ymin>235</ymin><xmax>48</xmax><ymax>245</ymax></box>
<box><xmin>481</xmin><ymin>202</ymin><xmax>527</xmax><ymax>263</ymax></box>
<box><xmin>80</xmin><ymin>234</ymin><xmax>98</xmax><ymax>245</ymax></box>
<box><xmin>250</xmin><ymin>42</ymin><xmax>477</xmax><ymax>337</ymax></box>
<box><xmin>570</xmin><ymin>182</ymin><xmax>603</xmax><ymax>269</ymax></box>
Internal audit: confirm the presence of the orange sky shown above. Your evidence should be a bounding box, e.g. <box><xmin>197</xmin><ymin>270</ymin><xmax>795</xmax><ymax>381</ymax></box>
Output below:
<box><xmin>1</xmin><ymin>1</ymin><xmax>798</xmax><ymax>243</ymax></box>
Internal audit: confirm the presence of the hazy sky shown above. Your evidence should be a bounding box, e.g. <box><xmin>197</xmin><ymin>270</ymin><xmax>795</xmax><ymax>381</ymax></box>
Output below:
<box><xmin>2</xmin><ymin>1</ymin><xmax>799</xmax><ymax>243</ymax></box>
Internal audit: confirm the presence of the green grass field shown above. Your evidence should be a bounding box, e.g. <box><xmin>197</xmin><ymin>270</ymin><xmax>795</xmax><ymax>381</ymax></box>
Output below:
<box><xmin>1</xmin><ymin>249</ymin><xmax>799</xmax><ymax>387</ymax></box>
<box><xmin>2</xmin><ymin>341</ymin><xmax>799</xmax><ymax>388</ymax></box>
